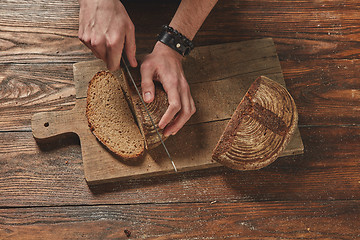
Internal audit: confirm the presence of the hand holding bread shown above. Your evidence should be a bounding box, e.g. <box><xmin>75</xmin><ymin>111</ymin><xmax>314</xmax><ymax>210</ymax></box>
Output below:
<box><xmin>140</xmin><ymin>42</ymin><xmax>196</xmax><ymax>137</ymax></box>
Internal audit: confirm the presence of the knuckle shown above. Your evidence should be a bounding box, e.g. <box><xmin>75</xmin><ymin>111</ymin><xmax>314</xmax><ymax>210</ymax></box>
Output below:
<box><xmin>191</xmin><ymin>106</ymin><xmax>196</xmax><ymax>115</ymax></box>
<box><xmin>127</xmin><ymin>22</ymin><xmax>135</xmax><ymax>32</ymax></box>
<box><xmin>184</xmin><ymin>104</ymin><xmax>196</xmax><ymax>117</ymax></box>
<box><xmin>166</xmin><ymin>75</ymin><xmax>178</xmax><ymax>86</ymax></box>
<box><xmin>118</xmin><ymin>20</ymin><xmax>126</xmax><ymax>29</ymax></box>
<box><xmin>169</xmin><ymin>101</ymin><xmax>181</xmax><ymax>112</ymax></box>
<box><xmin>106</xmin><ymin>40</ymin><xmax>114</xmax><ymax>49</ymax></box>
<box><xmin>90</xmin><ymin>38</ymin><xmax>101</xmax><ymax>48</ymax></box>
<box><xmin>106</xmin><ymin>36</ymin><xmax>119</xmax><ymax>49</ymax></box>
<box><xmin>183</xmin><ymin>83</ymin><xmax>190</xmax><ymax>92</ymax></box>
<box><xmin>140</xmin><ymin>61</ymin><xmax>152</xmax><ymax>71</ymax></box>
<box><xmin>78</xmin><ymin>30</ymin><xmax>84</xmax><ymax>40</ymax></box>
<box><xmin>182</xmin><ymin>107</ymin><xmax>191</xmax><ymax>116</ymax></box>
<box><xmin>179</xmin><ymin>77</ymin><xmax>189</xmax><ymax>88</ymax></box>
<box><xmin>80</xmin><ymin>34</ymin><xmax>90</xmax><ymax>43</ymax></box>
<box><xmin>141</xmin><ymin>81</ymin><xmax>154</xmax><ymax>90</ymax></box>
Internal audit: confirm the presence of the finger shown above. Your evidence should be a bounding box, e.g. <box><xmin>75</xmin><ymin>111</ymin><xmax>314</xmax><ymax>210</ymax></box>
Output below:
<box><xmin>163</xmin><ymin>88</ymin><xmax>195</xmax><ymax>137</ymax></box>
<box><xmin>79</xmin><ymin>29</ymin><xmax>103</xmax><ymax>60</ymax></box>
<box><xmin>78</xmin><ymin>12</ymin><xmax>85</xmax><ymax>39</ymax></box>
<box><xmin>106</xmin><ymin>37</ymin><xmax>124</xmax><ymax>71</ymax></box>
<box><xmin>81</xmin><ymin>39</ymin><xmax>102</xmax><ymax>60</ymax></box>
<box><xmin>78</xmin><ymin>27</ymin><xmax>91</xmax><ymax>49</ymax></box>
<box><xmin>140</xmin><ymin>62</ymin><xmax>155</xmax><ymax>103</ymax></box>
<box><xmin>91</xmin><ymin>36</ymin><xmax>107</xmax><ymax>61</ymax></box>
<box><xmin>158</xmin><ymin>86</ymin><xmax>181</xmax><ymax>130</ymax></box>
<box><xmin>124</xmin><ymin>24</ymin><xmax>137</xmax><ymax>67</ymax></box>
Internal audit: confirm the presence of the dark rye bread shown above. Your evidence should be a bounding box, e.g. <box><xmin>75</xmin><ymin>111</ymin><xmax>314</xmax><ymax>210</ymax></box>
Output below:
<box><xmin>212</xmin><ymin>76</ymin><xmax>298</xmax><ymax>170</ymax></box>
<box><xmin>120</xmin><ymin>67</ymin><xmax>169</xmax><ymax>149</ymax></box>
<box><xmin>86</xmin><ymin>71</ymin><xmax>144</xmax><ymax>159</ymax></box>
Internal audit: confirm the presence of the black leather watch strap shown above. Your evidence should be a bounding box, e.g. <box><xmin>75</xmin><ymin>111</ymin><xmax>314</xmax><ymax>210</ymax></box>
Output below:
<box><xmin>157</xmin><ymin>25</ymin><xmax>194</xmax><ymax>56</ymax></box>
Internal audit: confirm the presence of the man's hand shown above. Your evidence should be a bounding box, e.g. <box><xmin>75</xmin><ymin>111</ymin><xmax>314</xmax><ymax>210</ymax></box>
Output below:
<box><xmin>78</xmin><ymin>0</ymin><xmax>137</xmax><ymax>70</ymax></box>
<box><xmin>140</xmin><ymin>42</ymin><xmax>196</xmax><ymax>137</ymax></box>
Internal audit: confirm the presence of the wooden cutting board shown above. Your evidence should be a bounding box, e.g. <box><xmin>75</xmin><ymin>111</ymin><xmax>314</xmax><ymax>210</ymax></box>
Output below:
<box><xmin>31</xmin><ymin>38</ymin><xmax>304</xmax><ymax>185</ymax></box>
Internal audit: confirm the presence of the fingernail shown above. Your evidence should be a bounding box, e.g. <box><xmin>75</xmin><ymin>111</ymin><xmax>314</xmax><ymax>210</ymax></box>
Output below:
<box><xmin>171</xmin><ymin>131</ymin><xmax>177</xmax><ymax>136</ymax></box>
<box><xmin>158</xmin><ymin>120</ymin><xmax>166</xmax><ymax>129</ymax></box>
<box><xmin>144</xmin><ymin>92</ymin><xmax>152</xmax><ymax>102</ymax></box>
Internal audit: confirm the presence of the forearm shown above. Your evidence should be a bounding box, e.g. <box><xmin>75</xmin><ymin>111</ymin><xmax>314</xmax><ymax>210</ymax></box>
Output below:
<box><xmin>142</xmin><ymin>0</ymin><xmax>217</xmax><ymax>135</ymax></box>
<box><xmin>169</xmin><ymin>0</ymin><xmax>218</xmax><ymax>40</ymax></box>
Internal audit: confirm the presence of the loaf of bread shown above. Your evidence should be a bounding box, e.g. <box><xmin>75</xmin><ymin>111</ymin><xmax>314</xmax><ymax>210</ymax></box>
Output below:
<box><xmin>121</xmin><ymin>67</ymin><xmax>168</xmax><ymax>149</ymax></box>
<box><xmin>86</xmin><ymin>71</ymin><xmax>145</xmax><ymax>159</ymax></box>
<box><xmin>212</xmin><ymin>76</ymin><xmax>298</xmax><ymax>170</ymax></box>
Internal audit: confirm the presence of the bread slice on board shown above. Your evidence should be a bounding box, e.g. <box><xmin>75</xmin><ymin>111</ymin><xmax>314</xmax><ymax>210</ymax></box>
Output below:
<box><xmin>212</xmin><ymin>76</ymin><xmax>298</xmax><ymax>170</ymax></box>
<box><xmin>121</xmin><ymin>67</ymin><xmax>169</xmax><ymax>149</ymax></box>
<box><xmin>86</xmin><ymin>71</ymin><xmax>145</xmax><ymax>159</ymax></box>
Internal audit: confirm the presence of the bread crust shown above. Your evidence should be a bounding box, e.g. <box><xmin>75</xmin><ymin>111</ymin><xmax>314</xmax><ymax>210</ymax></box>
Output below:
<box><xmin>212</xmin><ymin>76</ymin><xmax>298</xmax><ymax>170</ymax></box>
<box><xmin>86</xmin><ymin>71</ymin><xmax>145</xmax><ymax>159</ymax></box>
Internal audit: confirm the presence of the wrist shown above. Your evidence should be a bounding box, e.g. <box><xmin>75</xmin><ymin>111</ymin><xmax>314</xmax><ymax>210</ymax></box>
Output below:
<box><xmin>168</xmin><ymin>23</ymin><xmax>193</xmax><ymax>41</ymax></box>
<box><xmin>157</xmin><ymin>25</ymin><xmax>194</xmax><ymax>57</ymax></box>
<box><xmin>153</xmin><ymin>41</ymin><xmax>183</xmax><ymax>61</ymax></box>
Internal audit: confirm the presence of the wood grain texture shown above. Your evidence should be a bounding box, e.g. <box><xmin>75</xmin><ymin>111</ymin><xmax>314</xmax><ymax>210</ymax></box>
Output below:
<box><xmin>282</xmin><ymin>59</ymin><xmax>360</xmax><ymax>126</ymax></box>
<box><xmin>2</xmin><ymin>0</ymin><xmax>360</xmax><ymax>63</ymax></box>
<box><xmin>0</xmin><ymin>64</ymin><xmax>76</xmax><ymax>131</ymax></box>
<box><xmin>0</xmin><ymin>126</ymin><xmax>359</xmax><ymax>207</ymax></box>
<box><xmin>1</xmin><ymin>0</ymin><xmax>360</xmax><ymax>237</ymax></box>
<box><xmin>1</xmin><ymin>200</ymin><xmax>360</xmax><ymax>239</ymax></box>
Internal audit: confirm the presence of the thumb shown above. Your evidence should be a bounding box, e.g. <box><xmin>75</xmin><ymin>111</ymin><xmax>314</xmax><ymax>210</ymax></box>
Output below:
<box><xmin>140</xmin><ymin>63</ymin><xmax>155</xmax><ymax>103</ymax></box>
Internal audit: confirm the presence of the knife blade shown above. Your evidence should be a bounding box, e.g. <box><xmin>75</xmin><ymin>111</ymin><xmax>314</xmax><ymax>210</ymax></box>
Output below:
<box><xmin>121</xmin><ymin>57</ymin><xmax>177</xmax><ymax>172</ymax></box>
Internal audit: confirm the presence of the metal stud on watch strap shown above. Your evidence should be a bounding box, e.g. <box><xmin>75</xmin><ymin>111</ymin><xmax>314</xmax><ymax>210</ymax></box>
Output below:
<box><xmin>157</xmin><ymin>25</ymin><xmax>194</xmax><ymax>56</ymax></box>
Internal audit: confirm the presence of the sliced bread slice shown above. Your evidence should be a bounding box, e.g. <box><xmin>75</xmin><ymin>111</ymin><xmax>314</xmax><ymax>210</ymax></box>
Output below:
<box><xmin>120</xmin><ymin>67</ymin><xmax>169</xmax><ymax>150</ymax></box>
<box><xmin>86</xmin><ymin>71</ymin><xmax>145</xmax><ymax>159</ymax></box>
<box><xmin>212</xmin><ymin>76</ymin><xmax>298</xmax><ymax>170</ymax></box>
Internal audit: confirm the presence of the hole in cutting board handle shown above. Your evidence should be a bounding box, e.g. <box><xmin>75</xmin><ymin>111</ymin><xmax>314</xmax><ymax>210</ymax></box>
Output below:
<box><xmin>44</xmin><ymin>122</ymin><xmax>49</xmax><ymax>127</ymax></box>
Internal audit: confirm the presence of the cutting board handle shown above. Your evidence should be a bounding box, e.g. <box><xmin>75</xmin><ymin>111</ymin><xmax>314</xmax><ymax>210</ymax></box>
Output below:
<box><xmin>31</xmin><ymin>108</ymin><xmax>79</xmax><ymax>140</ymax></box>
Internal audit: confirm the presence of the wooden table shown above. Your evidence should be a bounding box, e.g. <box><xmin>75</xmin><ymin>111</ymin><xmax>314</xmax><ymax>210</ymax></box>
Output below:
<box><xmin>1</xmin><ymin>0</ymin><xmax>359</xmax><ymax>239</ymax></box>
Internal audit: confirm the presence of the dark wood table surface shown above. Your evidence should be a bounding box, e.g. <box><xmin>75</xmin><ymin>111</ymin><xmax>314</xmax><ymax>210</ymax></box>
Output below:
<box><xmin>1</xmin><ymin>0</ymin><xmax>360</xmax><ymax>239</ymax></box>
